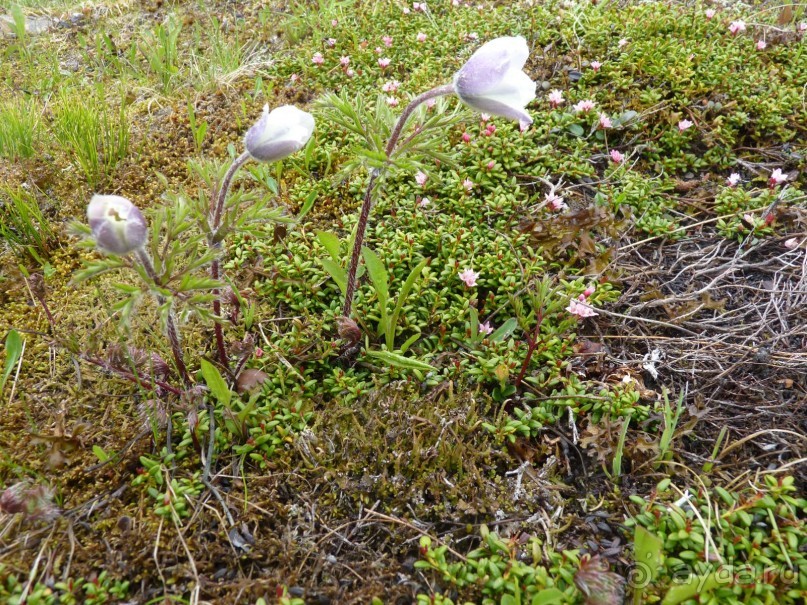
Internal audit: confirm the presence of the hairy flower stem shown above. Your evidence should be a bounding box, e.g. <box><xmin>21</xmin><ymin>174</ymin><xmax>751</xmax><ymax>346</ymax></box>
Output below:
<box><xmin>210</xmin><ymin>254</ymin><xmax>228</xmax><ymax>368</ymax></box>
<box><xmin>135</xmin><ymin>248</ymin><xmax>192</xmax><ymax>387</ymax></box>
<box><xmin>342</xmin><ymin>84</ymin><xmax>455</xmax><ymax>319</ymax></box>
<box><xmin>208</xmin><ymin>151</ymin><xmax>252</xmax><ymax>368</ymax></box>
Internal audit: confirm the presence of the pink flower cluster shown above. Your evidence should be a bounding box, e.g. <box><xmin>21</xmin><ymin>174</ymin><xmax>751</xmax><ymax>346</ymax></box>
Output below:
<box><xmin>459</xmin><ymin>268</ymin><xmax>479</xmax><ymax>287</ymax></box>
<box><xmin>547</xmin><ymin>89</ymin><xmax>564</xmax><ymax>108</ymax></box>
<box><xmin>567</xmin><ymin>285</ymin><xmax>598</xmax><ymax>318</ymax></box>
<box><xmin>769</xmin><ymin>168</ymin><xmax>788</xmax><ymax>187</ymax></box>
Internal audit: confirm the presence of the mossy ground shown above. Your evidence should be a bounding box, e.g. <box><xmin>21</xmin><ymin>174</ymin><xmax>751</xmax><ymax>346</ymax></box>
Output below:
<box><xmin>1</xmin><ymin>1</ymin><xmax>806</xmax><ymax>604</ymax></box>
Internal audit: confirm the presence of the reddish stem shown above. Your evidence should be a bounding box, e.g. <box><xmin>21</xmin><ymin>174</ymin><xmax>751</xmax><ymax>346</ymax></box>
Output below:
<box><xmin>515</xmin><ymin>309</ymin><xmax>544</xmax><ymax>388</ymax></box>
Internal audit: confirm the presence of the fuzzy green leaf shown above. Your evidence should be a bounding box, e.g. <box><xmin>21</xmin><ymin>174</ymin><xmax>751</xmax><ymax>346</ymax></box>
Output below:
<box><xmin>361</xmin><ymin>247</ymin><xmax>389</xmax><ymax>311</ymax></box>
<box><xmin>200</xmin><ymin>358</ymin><xmax>231</xmax><ymax>407</ymax></box>
<box><xmin>365</xmin><ymin>350</ymin><xmax>435</xmax><ymax>371</ymax></box>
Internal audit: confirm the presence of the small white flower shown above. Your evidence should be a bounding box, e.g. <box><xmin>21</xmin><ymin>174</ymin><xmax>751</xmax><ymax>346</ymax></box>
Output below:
<box><xmin>244</xmin><ymin>105</ymin><xmax>315</xmax><ymax>163</ymax></box>
<box><xmin>452</xmin><ymin>36</ymin><xmax>536</xmax><ymax>125</ymax></box>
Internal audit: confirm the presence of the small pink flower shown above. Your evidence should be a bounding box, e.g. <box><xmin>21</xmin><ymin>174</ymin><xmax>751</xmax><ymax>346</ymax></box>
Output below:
<box><xmin>415</xmin><ymin>1</ymin><xmax>427</xmax><ymax>11</ymax></box>
<box><xmin>548</xmin><ymin>89</ymin><xmax>564</xmax><ymax>108</ymax></box>
<box><xmin>743</xmin><ymin>213</ymin><xmax>755</xmax><ymax>225</ymax></box>
<box><xmin>386</xmin><ymin>96</ymin><xmax>399</xmax><ymax>107</ymax></box>
<box><xmin>452</xmin><ymin>0</ymin><xmax>460</xmax><ymax>5</ymax></box>
<box><xmin>769</xmin><ymin>168</ymin><xmax>788</xmax><ymax>187</ymax></box>
<box><xmin>378</xmin><ymin>57</ymin><xmax>391</xmax><ymax>68</ymax></box>
<box><xmin>254</xmin><ymin>347</ymin><xmax>264</xmax><ymax>358</ymax></box>
<box><xmin>459</xmin><ymin>268</ymin><xmax>480</xmax><ymax>287</ymax></box>
<box><xmin>417</xmin><ymin>32</ymin><xmax>428</xmax><ymax>42</ymax></box>
<box><xmin>705</xmin><ymin>9</ymin><xmax>715</xmax><ymax>20</ymax></box>
<box><xmin>728</xmin><ymin>20</ymin><xmax>746</xmax><ymax>35</ymax></box>
<box><xmin>618</xmin><ymin>38</ymin><xmax>628</xmax><ymax>49</ymax></box>
<box><xmin>756</xmin><ymin>39</ymin><xmax>766</xmax><ymax>50</ymax></box>
<box><xmin>480</xmin><ymin>112</ymin><xmax>490</xmax><ymax>122</ymax></box>
<box><xmin>415</xmin><ymin>171</ymin><xmax>428</xmax><ymax>186</ymax></box>
<box><xmin>466</xmin><ymin>32</ymin><xmax>479</xmax><ymax>41</ymax></box>
<box><xmin>403</xmin><ymin>7</ymin><xmax>411</xmax><ymax>14</ymax></box>
<box><xmin>567</xmin><ymin>298</ymin><xmax>598</xmax><ymax>318</ymax></box>
<box><xmin>479</xmin><ymin>321</ymin><xmax>493</xmax><ymax>336</ymax></box>
<box><xmin>382</xmin><ymin>35</ymin><xmax>393</xmax><ymax>47</ymax></box>
<box><xmin>382</xmin><ymin>80</ymin><xmax>400</xmax><ymax>92</ymax></box>
<box><xmin>331</xmin><ymin>19</ymin><xmax>338</xmax><ymax>26</ymax></box>
<box><xmin>574</xmin><ymin>99</ymin><xmax>596</xmax><ymax>113</ymax></box>
<box><xmin>784</xmin><ymin>237</ymin><xmax>799</xmax><ymax>250</ymax></box>
<box><xmin>326</xmin><ymin>38</ymin><xmax>337</xmax><ymax>47</ymax></box>
<box><xmin>545</xmin><ymin>192</ymin><xmax>567</xmax><ymax>211</ymax></box>
<box><xmin>346</xmin><ymin>68</ymin><xmax>355</xmax><ymax>77</ymax></box>
<box><xmin>340</xmin><ymin>56</ymin><xmax>350</xmax><ymax>66</ymax></box>
<box><xmin>484</xmin><ymin>124</ymin><xmax>496</xmax><ymax>136</ymax></box>
<box><xmin>583</xmin><ymin>285</ymin><xmax>596</xmax><ymax>298</ymax></box>
<box><xmin>610</xmin><ymin>149</ymin><xmax>625</xmax><ymax>164</ymax></box>
<box><xmin>290</xmin><ymin>73</ymin><xmax>299</xmax><ymax>82</ymax></box>
<box><xmin>425</xmin><ymin>98</ymin><xmax>437</xmax><ymax>109</ymax></box>
<box><xmin>800</xmin><ymin>22</ymin><xmax>807</xmax><ymax>33</ymax></box>
<box><xmin>312</xmin><ymin>52</ymin><xmax>324</xmax><ymax>65</ymax></box>
<box><xmin>374</xmin><ymin>46</ymin><xmax>383</xmax><ymax>54</ymax></box>
<box><xmin>461</xmin><ymin>132</ymin><xmax>471</xmax><ymax>143</ymax></box>
<box><xmin>413</xmin><ymin>1</ymin><xmax>421</xmax><ymax>9</ymax></box>
<box><xmin>590</xmin><ymin>60</ymin><xmax>602</xmax><ymax>71</ymax></box>
<box><xmin>678</xmin><ymin>119</ymin><xmax>693</xmax><ymax>132</ymax></box>
<box><xmin>599</xmin><ymin>113</ymin><xmax>612</xmax><ymax>129</ymax></box>
<box><xmin>486</xmin><ymin>160</ymin><xmax>495</xmax><ymax>170</ymax></box>
<box><xmin>462</xmin><ymin>178</ymin><xmax>474</xmax><ymax>192</ymax></box>
<box><xmin>418</xmin><ymin>197</ymin><xmax>430</xmax><ymax>208</ymax></box>
<box><xmin>726</xmin><ymin>173</ymin><xmax>741</xmax><ymax>187</ymax></box>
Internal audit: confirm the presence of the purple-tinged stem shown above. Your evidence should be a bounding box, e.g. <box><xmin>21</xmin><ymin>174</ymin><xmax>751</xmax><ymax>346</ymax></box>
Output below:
<box><xmin>210</xmin><ymin>151</ymin><xmax>251</xmax><ymax>238</ymax></box>
<box><xmin>342</xmin><ymin>169</ymin><xmax>380</xmax><ymax>318</ymax></box>
<box><xmin>136</xmin><ymin>248</ymin><xmax>192</xmax><ymax>387</ymax></box>
<box><xmin>384</xmin><ymin>84</ymin><xmax>455</xmax><ymax>157</ymax></box>
<box><xmin>342</xmin><ymin>84</ymin><xmax>455</xmax><ymax>319</ymax></box>
<box><xmin>208</xmin><ymin>151</ymin><xmax>252</xmax><ymax>368</ymax></box>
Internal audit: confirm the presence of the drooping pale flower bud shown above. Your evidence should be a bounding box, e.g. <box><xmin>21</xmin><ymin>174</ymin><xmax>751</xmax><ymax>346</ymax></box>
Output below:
<box><xmin>87</xmin><ymin>194</ymin><xmax>147</xmax><ymax>255</ymax></box>
<box><xmin>244</xmin><ymin>105</ymin><xmax>315</xmax><ymax>163</ymax></box>
<box><xmin>452</xmin><ymin>36</ymin><xmax>536</xmax><ymax>125</ymax></box>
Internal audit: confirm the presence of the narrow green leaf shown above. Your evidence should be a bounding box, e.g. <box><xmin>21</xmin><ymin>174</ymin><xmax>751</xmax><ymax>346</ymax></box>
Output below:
<box><xmin>92</xmin><ymin>445</ymin><xmax>109</xmax><ymax>462</ymax></box>
<box><xmin>361</xmin><ymin>247</ymin><xmax>389</xmax><ymax>310</ymax></box>
<box><xmin>297</xmin><ymin>189</ymin><xmax>317</xmax><ymax>220</ymax></box>
<box><xmin>200</xmin><ymin>358</ymin><xmax>231</xmax><ymax>407</ymax></box>
<box><xmin>1</xmin><ymin>329</ymin><xmax>23</xmax><ymax>394</ymax></box>
<box><xmin>634</xmin><ymin>525</ymin><xmax>663</xmax><ymax>598</ymax></box>
<box><xmin>365</xmin><ymin>350</ymin><xmax>435</xmax><ymax>371</ymax></box>
<box><xmin>320</xmin><ymin>258</ymin><xmax>347</xmax><ymax>295</ymax></box>
<box><xmin>398</xmin><ymin>332</ymin><xmax>421</xmax><ymax>354</ymax></box>
<box><xmin>661</xmin><ymin>572</ymin><xmax>720</xmax><ymax>605</ymax></box>
<box><xmin>532</xmin><ymin>588</ymin><xmax>564</xmax><ymax>605</ymax></box>
<box><xmin>388</xmin><ymin>257</ymin><xmax>428</xmax><ymax>350</ymax></box>
<box><xmin>567</xmin><ymin>123</ymin><xmax>585</xmax><ymax>137</ymax></box>
<box><xmin>490</xmin><ymin>317</ymin><xmax>518</xmax><ymax>342</ymax></box>
<box><xmin>316</xmin><ymin>231</ymin><xmax>342</xmax><ymax>263</ymax></box>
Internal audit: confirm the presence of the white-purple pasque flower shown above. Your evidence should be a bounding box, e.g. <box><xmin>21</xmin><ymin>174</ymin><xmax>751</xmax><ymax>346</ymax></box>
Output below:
<box><xmin>87</xmin><ymin>194</ymin><xmax>147</xmax><ymax>255</ymax></box>
<box><xmin>244</xmin><ymin>104</ymin><xmax>315</xmax><ymax>163</ymax></box>
<box><xmin>452</xmin><ymin>36</ymin><xmax>536</xmax><ymax>126</ymax></box>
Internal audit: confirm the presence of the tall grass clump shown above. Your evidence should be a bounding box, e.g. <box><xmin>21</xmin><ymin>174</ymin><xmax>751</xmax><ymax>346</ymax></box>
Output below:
<box><xmin>0</xmin><ymin>185</ymin><xmax>55</xmax><ymax>263</ymax></box>
<box><xmin>139</xmin><ymin>17</ymin><xmax>183</xmax><ymax>93</ymax></box>
<box><xmin>52</xmin><ymin>91</ymin><xmax>129</xmax><ymax>190</ymax></box>
<box><xmin>0</xmin><ymin>97</ymin><xmax>39</xmax><ymax>159</ymax></box>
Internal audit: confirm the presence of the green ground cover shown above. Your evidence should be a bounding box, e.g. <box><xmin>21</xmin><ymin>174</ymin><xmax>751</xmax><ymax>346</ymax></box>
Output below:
<box><xmin>0</xmin><ymin>1</ymin><xmax>805</xmax><ymax>603</ymax></box>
